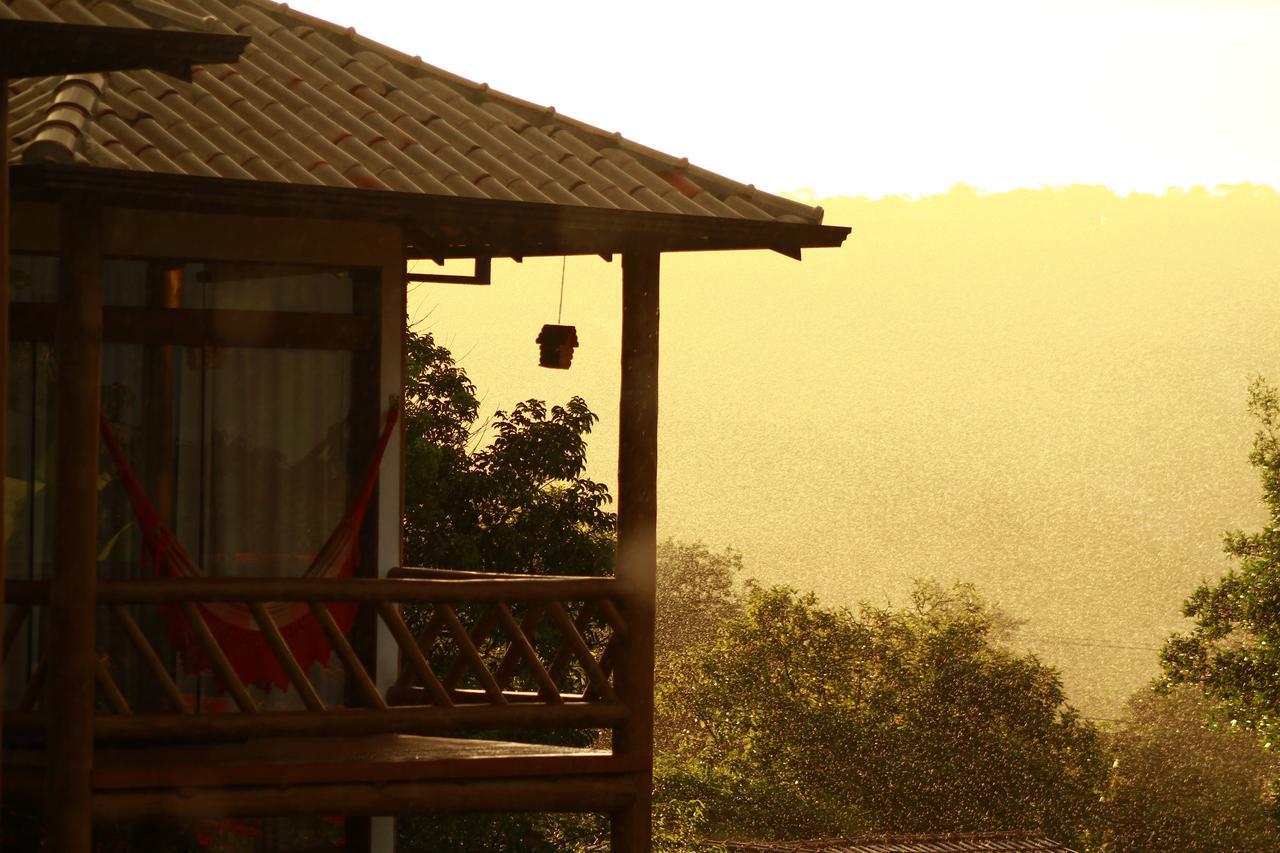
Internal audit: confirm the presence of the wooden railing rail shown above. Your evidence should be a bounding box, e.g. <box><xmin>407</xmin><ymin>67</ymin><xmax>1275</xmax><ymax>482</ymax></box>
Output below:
<box><xmin>5</xmin><ymin>577</ymin><xmax>620</xmax><ymax>604</ymax></box>
<box><xmin>1</xmin><ymin>574</ymin><xmax>627</xmax><ymax>742</ymax></box>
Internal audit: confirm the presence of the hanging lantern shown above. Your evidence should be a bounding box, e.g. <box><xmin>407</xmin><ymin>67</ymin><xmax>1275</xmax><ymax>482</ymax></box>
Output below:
<box><xmin>537</xmin><ymin>324</ymin><xmax>578</xmax><ymax>369</ymax></box>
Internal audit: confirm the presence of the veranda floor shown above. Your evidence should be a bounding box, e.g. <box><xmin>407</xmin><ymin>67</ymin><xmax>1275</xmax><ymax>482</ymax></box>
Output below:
<box><xmin>2</xmin><ymin>733</ymin><xmax>638</xmax><ymax>819</ymax></box>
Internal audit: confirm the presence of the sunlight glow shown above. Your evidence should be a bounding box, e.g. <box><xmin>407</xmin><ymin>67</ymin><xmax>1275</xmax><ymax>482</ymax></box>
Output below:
<box><xmin>288</xmin><ymin>0</ymin><xmax>1280</xmax><ymax>197</ymax></box>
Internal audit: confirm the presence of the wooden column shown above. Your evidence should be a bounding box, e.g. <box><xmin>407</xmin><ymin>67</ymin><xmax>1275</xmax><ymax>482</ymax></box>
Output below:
<box><xmin>46</xmin><ymin>198</ymin><xmax>104</xmax><ymax>852</ymax></box>
<box><xmin>612</xmin><ymin>251</ymin><xmax>659</xmax><ymax>852</ymax></box>
<box><xmin>1</xmin><ymin>66</ymin><xmax>11</xmax><ymax>795</ymax></box>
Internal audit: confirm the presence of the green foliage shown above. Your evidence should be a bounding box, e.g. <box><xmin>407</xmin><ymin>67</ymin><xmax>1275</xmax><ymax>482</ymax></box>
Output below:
<box><xmin>1097</xmin><ymin>685</ymin><xmax>1280</xmax><ymax>852</ymax></box>
<box><xmin>398</xmin><ymin>327</ymin><xmax>618</xmax><ymax>849</ymax></box>
<box><xmin>654</xmin><ymin>540</ymin><xmax>746</xmax><ymax>754</ymax></box>
<box><xmin>398</xmin><ymin>813</ymin><xmax>565</xmax><ymax>852</ymax></box>
<box><xmin>1162</xmin><ymin>377</ymin><xmax>1280</xmax><ymax>744</ymax></box>
<box><xmin>401</xmin><ymin>327</ymin><xmax>614</xmax><ymax>575</ymax></box>
<box><xmin>397</xmin><ymin>796</ymin><xmax>710</xmax><ymax>852</ymax></box>
<box><xmin>657</xmin><ymin>580</ymin><xmax>1107</xmax><ymax>846</ymax></box>
<box><xmin>655</xmin><ymin>540</ymin><xmax>745</xmax><ymax>668</ymax></box>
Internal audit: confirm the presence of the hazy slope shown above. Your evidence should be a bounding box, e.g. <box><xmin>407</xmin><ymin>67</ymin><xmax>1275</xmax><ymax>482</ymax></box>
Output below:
<box><xmin>413</xmin><ymin>184</ymin><xmax>1280</xmax><ymax>716</ymax></box>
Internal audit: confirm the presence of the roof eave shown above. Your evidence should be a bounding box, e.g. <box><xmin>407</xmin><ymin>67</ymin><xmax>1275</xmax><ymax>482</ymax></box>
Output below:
<box><xmin>9</xmin><ymin>163</ymin><xmax>850</xmax><ymax>259</ymax></box>
<box><xmin>0</xmin><ymin>19</ymin><xmax>249</xmax><ymax>80</ymax></box>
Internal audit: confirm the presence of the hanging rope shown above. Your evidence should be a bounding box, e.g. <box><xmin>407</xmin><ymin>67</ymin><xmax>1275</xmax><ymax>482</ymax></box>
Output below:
<box><xmin>557</xmin><ymin>256</ymin><xmax>566</xmax><ymax>323</ymax></box>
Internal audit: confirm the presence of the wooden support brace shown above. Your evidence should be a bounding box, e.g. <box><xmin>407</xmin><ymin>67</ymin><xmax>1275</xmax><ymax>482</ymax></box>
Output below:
<box><xmin>181</xmin><ymin>602</ymin><xmax>257</xmax><ymax>714</ymax></box>
<box><xmin>95</xmin><ymin>656</ymin><xmax>132</xmax><ymax>716</ymax></box>
<box><xmin>311</xmin><ymin>602</ymin><xmax>386</xmax><ymax>710</ymax></box>
<box><xmin>377</xmin><ymin>603</ymin><xmax>453</xmax><ymax>707</ymax></box>
<box><xmin>547</xmin><ymin>601</ymin><xmax>617</xmax><ymax>705</ymax></box>
<box><xmin>494</xmin><ymin>602</ymin><xmax>562</xmax><ymax>703</ymax></box>
<box><xmin>249</xmin><ymin>602</ymin><xmax>325</xmax><ymax>712</ymax></box>
<box><xmin>394</xmin><ymin>608</ymin><xmax>444</xmax><ymax>690</ymax></box>
<box><xmin>111</xmin><ymin>603</ymin><xmax>189</xmax><ymax>714</ymax></box>
<box><xmin>492</xmin><ymin>601</ymin><xmax>546</xmax><ymax>690</ymax></box>
<box><xmin>441</xmin><ymin>603</ymin><xmax>500</xmax><ymax>692</ymax></box>
<box><xmin>547</xmin><ymin>601</ymin><xmax>598</xmax><ymax>686</ymax></box>
<box><xmin>436</xmin><ymin>603</ymin><xmax>506</xmax><ymax>704</ymax></box>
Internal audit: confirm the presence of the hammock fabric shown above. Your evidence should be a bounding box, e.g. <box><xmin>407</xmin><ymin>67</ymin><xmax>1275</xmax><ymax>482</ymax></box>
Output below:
<box><xmin>100</xmin><ymin>403</ymin><xmax>399</xmax><ymax>692</ymax></box>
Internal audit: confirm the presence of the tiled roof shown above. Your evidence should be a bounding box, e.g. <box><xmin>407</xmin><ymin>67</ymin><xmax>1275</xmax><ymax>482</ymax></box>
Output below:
<box><xmin>3</xmin><ymin>0</ymin><xmax>824</xmax><ymax>230</ymax></box>
<box><xmin>721</xmin><ymin>831</ymin><xmax>1077</xmax><ymax>853</ymax></box>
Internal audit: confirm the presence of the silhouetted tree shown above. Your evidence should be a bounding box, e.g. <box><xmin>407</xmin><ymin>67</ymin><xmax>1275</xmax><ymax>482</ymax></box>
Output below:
<box><xmin>655</xmin><ymin>540</ymin><xmax>744</xmax><ymax>667</ymax></box>
<box><xmin>401</xmin><ymin>326</ymin><xmax>614</xmax><ymax>576</ymax></box>
<box><xmin>397</xmin><ymin>327</ymin><xmax>615</xmax><ymax>851</ymax></box>
<box><xmin>1162</xmin><ymin>378</ymin><xmax>1280</xmax><ymax>753</ymax></box>
<box><xmin>1099</xmin><ymin>684</ymin><xmax>1280</xmax><ymax>851</ymax></box>
<box><xmin>657</xmin><ymin>581</ymin><xmax>1106</xmax><ymax>846</ymax></box>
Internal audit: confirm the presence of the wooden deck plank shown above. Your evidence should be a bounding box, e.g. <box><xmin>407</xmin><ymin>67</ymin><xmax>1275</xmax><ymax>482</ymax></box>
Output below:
<box><xmin>7</xmin><ymin>734</ymin><xmax>634</xmax><ymax>791</ymax></box>
<box><xmin>90</xmin><ymin>775</ymin><xmax>637</xmax><ymax>820</ymax></box>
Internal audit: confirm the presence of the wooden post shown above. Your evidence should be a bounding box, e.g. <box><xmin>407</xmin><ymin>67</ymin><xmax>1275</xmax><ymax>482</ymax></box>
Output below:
<box><xmin>46</xmin><ymin>197</ymin><xmax>104</xmax><ymax>852</ymax></box>
<box><xmin>1</xmin><ymin>65</ymin><xmax>11</xmax><ymax>797</ymax></box>
<box><xmin>612</xmin><ymin>251</ymin><xmax>659</xmax><ymax>852</ymax></box>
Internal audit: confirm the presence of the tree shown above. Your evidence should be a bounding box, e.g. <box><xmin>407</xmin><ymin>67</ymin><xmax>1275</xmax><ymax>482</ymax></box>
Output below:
<box><xmin>397</xmin><ymin>327</ymin><xmax>616</xmax><ymax>851</ymax></box>
<box><xmin>1098</xmin><ymin>684</ymin><xmax>1280</xmax><ymax>852</ymax></box>
<box><xmin>655</xmin><ymin>540</ymin><xmax>745</xmax><ymax>668</ymax></box>
<box><xmin>1162</xmin><ymin>378</ymin><xmax>1280</xmax><ymax>748</ymax></box>
<box><xmin>657</xmin><ymin>581</ymin><xmax>1107</xmax><ymax>846</ymax></box>
<box><xmin>401</xmin><ymin>327</ymin><xmax>614</xmax><ymax>576</ymax></box>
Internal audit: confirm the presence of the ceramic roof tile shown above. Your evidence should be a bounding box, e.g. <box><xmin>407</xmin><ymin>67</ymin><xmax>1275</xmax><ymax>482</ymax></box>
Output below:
<box><xmin>21</xmin><ymin>73</ymin><xmax>106</xmax><ymax>164</ymax></box>
<box><xmin>103</xmin><ymin>83</ymin><xmax>222</xmax><ymax>168</ymax></box>
<box><xmin>86</xmin><ymin>1</ymin><xmax>151</xmax><ymax>28</ymax></box>
<box><xmin>8</xmin><ymin>0</ymin><xmax>59</xmax><ymax>19</ymax></box>
<box><xmin>5</xmin><ymin>0</ymin><xmax>826</xmax><ymax>228</ymax></box>
<box><xmin>43</xmin><ymin>0</ymin><xmax>105</xmax><ymax>25</ymax></box>
<box><xmin>95</xmin><ymin>110</ymin><xmax>183</xmax><ymax>171</ymax></box>
<box><xmin>122</xmin><ymin>69</ymin><xmax>286</xmax><ymax>180</ymax></box>
<box><xmin>10</xmin><ymin>78</ymin><xmax>62</xmax><ymax>141</ymax></box>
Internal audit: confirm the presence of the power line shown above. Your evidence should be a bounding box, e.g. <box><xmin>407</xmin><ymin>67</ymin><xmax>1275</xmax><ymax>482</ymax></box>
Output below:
<box><xmin>1020</xmin><ymin>634</ymin><xmax>1162</xmax><ymax>653</ymax></box>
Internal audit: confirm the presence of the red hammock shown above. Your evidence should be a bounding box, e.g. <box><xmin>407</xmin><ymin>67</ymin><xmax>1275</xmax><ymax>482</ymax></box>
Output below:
<box><xmin>100</xmin><ymin>402</ymin><xmax>399</xmax><ymax>692</ymax></box>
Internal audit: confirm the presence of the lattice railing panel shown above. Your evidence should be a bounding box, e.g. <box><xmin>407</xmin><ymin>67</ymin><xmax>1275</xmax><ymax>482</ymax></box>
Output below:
<box><xmin>1</xmin><ymin>572</ymin><xmax>629</xmax><ymax>741</ymax></box>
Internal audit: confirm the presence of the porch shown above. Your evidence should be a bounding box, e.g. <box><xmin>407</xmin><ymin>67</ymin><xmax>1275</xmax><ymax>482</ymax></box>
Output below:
<box><xmin>1</xmin><ymin>4</ymin><xmax>848</xmax><ymax>849</ymax></box>
<box><xmin>3</xmin><ymin>569</ymin><xmax>640</xmax><ymax>820</ymax></box>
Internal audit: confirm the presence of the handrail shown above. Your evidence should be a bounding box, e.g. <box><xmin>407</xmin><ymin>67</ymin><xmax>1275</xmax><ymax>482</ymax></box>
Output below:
<box><xmin>2</xmin><ymin>573</ymin><xmax>628</xmax><ymax>742</ymax></box>
<box><xmin>390</xmin><ymin>566</ymin><xmax>611</xmax><ymax>582</ymax></box>
<box><xmin>4</xmin><ymin>575</ymin><xmax>622</xmax><ymax>604</ymax></box>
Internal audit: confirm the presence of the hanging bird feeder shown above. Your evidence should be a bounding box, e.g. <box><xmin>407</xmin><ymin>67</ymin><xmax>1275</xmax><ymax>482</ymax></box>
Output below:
<box><xmin>538</xmin><ymin>257</ymin><xmax>578</xmax><ymax>369</ymax></box>
<box><xmin>537</xmin><ymin>324</ymin><xmax>578</xmax><ymax>369</ymax></box>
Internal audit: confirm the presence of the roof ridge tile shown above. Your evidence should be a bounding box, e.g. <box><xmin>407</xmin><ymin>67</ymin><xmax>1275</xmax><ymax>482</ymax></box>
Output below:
<box><xmin>21</xmin><ymin>72</ymin><xmax>108</xmax><ymax>165</ymax></box>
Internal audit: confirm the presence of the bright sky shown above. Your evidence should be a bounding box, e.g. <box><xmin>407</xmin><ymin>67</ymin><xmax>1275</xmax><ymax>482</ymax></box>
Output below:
<box><xmin>289</xmin><ymin>0</ymin><xmax>1280</xmax><ymax>198</ymax></box>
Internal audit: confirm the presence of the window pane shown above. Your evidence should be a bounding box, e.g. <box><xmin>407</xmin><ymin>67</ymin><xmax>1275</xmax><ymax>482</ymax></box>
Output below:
<box><xmin>184</xmin><ymin>262</ymin><xmax>354</xmax><ymax>314</ymax></box>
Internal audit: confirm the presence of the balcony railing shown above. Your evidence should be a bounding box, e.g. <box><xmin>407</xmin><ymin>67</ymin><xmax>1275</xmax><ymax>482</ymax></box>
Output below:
<box><xmin>2</xmin><ymin>569</ymin><xmax>628</xmax><ymax>742</ymax></box>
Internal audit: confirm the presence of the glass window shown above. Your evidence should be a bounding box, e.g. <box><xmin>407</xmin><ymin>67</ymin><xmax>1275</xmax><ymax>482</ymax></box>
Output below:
<box><xmin>183</xmin><ymin>262</ymin><xmax>354</xmax><ymax>314</ymax></box>
<box><xmin>7</xmin><ymin>256</ymin><xmax>370</xmax><ymax>706</ymax></box>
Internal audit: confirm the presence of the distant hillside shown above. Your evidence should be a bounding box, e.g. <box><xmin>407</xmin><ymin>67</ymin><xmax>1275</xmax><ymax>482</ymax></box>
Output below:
<box><xmin>414</xmin><ymin>184</ymin><xmax>1280</xmax><ymax>716</ymax></box>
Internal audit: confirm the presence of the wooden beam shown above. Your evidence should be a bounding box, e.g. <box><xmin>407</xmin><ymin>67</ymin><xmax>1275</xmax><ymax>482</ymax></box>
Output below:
<box><xmin>92</xmin><ymin>575</ymin><xmax>624</xmax><ymax>603</ymax></box>
<box><xmin>9</xmin><ymin>303</ymin><xmax>374</xmax><ymax>350</ymax></box>
<box><xmin>0</xmin><ymin>20</ymin><xmax>248</xmax><ymax>79</ymax></box>
<box><xmin>11</xmin><ymin>164</ymin><xmax>851</xmax><ymax>260</ymax></box>
<box><xmin>404</xmin><ymin>256</ymin><xmax>492</xmax><ymax>285</ymax></box>
<box><xmin>46</xmin><ymin>197</ymin><xmax>104</xmax><ymax>852</ymax></box>
<box><xmin>3</xmin><ymin>702</ymin><xmax>630</xmax><ymax>741</ymax></box>
<box><xmin>90</xmin><ymin>776</ymin><xmax>636</xmax><ymax>821</ymax></box>
<box><xmin>2</xmin><ymin>575</ymin><xmax>626</xmax><ymax>605</ymax></box>
<box><xmin>612</xmin><ymin>251</ymin><xmax>660</xmax><ymax>852</ymax></box>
